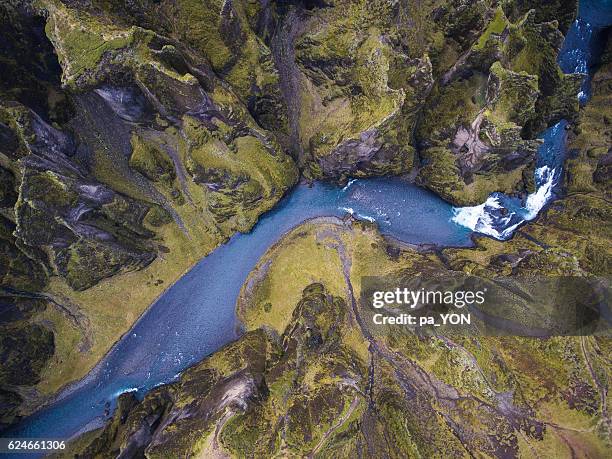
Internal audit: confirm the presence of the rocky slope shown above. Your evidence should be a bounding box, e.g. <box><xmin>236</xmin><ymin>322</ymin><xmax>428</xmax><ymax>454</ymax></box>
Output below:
<box><xmin>1</xmin><ymin>0</ymin><xmax>298</xmax><ymax>427</ymax></box>
<box><xmin>59</xmin><ymin>29</ymin><xmax>611</xmax><ymax>457</ymax></box>
<box><xmin>63</xmin><ymin>215</ymin><xmax>611</xmax><ymax>457</ymax></box>
<box><xmin>0</xmin><ymin>0</ymin><xmax>607</xmax><ymax>440</ymax></box>
<box><xmin>31</xmin><ymin>0</ymin><xmax>580</xmax><ymax>190</ymax></box>
<box><xmin>280</xmin><ymin>0</ymin><xmax>581</xmax><ymax>199</ymax></box>
<box><xmin>415</xmin><ymin>4</ymin><xmax>584</xmax><ymax>204</ymax></box>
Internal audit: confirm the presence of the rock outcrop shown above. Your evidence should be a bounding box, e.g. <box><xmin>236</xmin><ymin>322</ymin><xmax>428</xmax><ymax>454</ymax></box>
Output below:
<box><xmin>416</xmin><ymin>6</ymin><xmax>582</xmax><ymax>205</ymax></box>
<box><xmin>0</xmin><ymin>0</ymin><xmax>604</xmax><ymax>438</ymax></box>
<box><xmin>0</xmin><ymin>0</ymin><xmax>297</xmax><ymax>427</ymax></box>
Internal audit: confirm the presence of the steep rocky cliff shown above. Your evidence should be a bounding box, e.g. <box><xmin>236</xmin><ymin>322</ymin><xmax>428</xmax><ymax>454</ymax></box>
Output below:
<box><xmin>1</xmin><ymin>0</ymin><xmax>298</xmax><ymax>427</ymax></box>
<box><xmin>276</xmin><ymin>0</ymin><xmax>581</xmax><ymax>196</ymax></box>
<box><xmin>415</xmin><ymin>5</ymin><xmax>582</xmax><ymax>204</ymax></box>
<box><xmin>57</xmin><ymin>25</ymin><xmax>611</xmax><ymax>457</ymax></box>
<box><xmin>0</xmin><ymin>0</ymin><xmax>607</xmax><ymax>442</ymax></box>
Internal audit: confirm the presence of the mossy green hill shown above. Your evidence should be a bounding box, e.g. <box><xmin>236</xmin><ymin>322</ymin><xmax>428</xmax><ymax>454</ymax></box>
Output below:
<box><xmin>65</xmin><ymin>209</ymin><xmax>611</xmax><ymax>456</ymax></box>
<box><xmin>1</xmin><ymin>2</ymin><xmax>610</xmax><ymax>451</ymax></box>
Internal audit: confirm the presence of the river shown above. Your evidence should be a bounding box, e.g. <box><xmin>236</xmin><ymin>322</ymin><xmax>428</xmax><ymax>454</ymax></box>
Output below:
<box><xmin>4</xmin><ymin>178</ymin><xmax>473</xmax><ymax>443</ymax></box>
<box><xmin>3</xmin><ymin>0</ymin><xmax>610</xmax><ymax>454</ymax></box>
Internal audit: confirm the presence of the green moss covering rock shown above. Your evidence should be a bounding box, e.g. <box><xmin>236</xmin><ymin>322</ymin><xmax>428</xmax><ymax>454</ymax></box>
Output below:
<box><xmin>182</xmin><ymin>109</ymin><xmax>298</xmax><ymax>232</ymax></box>
<box><xmin>0</xmin><ymin>296</ymin><xmax>54</xmax><ymax>429</ymax></box>
<box><xmin>416</xmin><ymin>7</ymin><xmax>580</xmax><ymax>205</ymax></box>
<box><xmin>128</xmin><ymin>134</ymin><xmax>175</xmax><ymax>184</ymax></box>
<box><xmin>2</xmin><ymin>0</ymin><xmax>603</xmax><ymax>445</ymax></box>
<box><xmin>4</xmin><ymin>122</ymin><xmax>160</xmax><ymax>291</ymax></box>
<box><xmin>566</xmin><ymin>35</ymin><xmax>612</xmax><ymax>195</ymax></box>
<box><xmin>291</xmin><ymin>1</ymin><xmax>424</xmax><ymax>179</ymax></box>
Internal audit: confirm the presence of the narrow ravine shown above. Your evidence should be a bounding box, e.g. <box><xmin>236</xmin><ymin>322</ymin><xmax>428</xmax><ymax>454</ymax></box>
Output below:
<box><xmin>3</xmin><ymin>2</ymin><xmax>610</xmax><ymax>455</ymax></box>
<box><xmin>453</xmin><ymin>2</ymin><xmax>612</xmax><ymax>239</ymax></box>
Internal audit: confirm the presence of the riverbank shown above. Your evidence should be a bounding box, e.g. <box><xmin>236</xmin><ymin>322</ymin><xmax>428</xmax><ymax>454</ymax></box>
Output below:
<box><xmin>2</xmin><ymin>2</ymin><xmax>610</xmax><ymax>455</ymax></box>
<box><xmin>61</xmin><ymin>198</ymin><xmax>612</xmax><ymax>456</ymax></box>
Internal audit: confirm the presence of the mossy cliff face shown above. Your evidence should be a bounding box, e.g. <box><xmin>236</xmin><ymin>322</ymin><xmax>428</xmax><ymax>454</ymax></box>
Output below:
<box><xmin>67</xmin><ymin>206</ymin><xmax>611</xmax><ymax>456</ymax></box>
<box><xmin>289</xmin><ymin>1</ymin><xmax>421</xmax><ymax>180</ymax></box>
<box><xmin>266</xmin><ymin>0</ymin><xmax>580</xmax><ymax>190</ymax></box>
<box><xmin>566</xmin><ymin>33</ymin><xmax>612</xmax><ymax>197</ymax></box>
<box><xmin>40</xmin><ymin>0</ymin><xmax>288</xmax><ymax>132</ymax></box>
<box><xmin>61</xmin><ymin>285</ymin><xmax>367</xmax><ymax>458</ymax></box>
<box><xmin>416</xmin><ymin>6</ymin><xmax>582</xmax><ymax>205</ymax></box>
<box><xmin>4</xmin><ymin>103</ymin><xmax>159</xmax><ymax>291</ymax></box>
<box><xmin>0</xmin><ymin>0</ymin><xmax>296</xmax><ymax>427</ymax></box>
<box><xmin>59</xmin><ymin>0</ymin><xmax>573</xmax><ymax>187</ymax></box>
